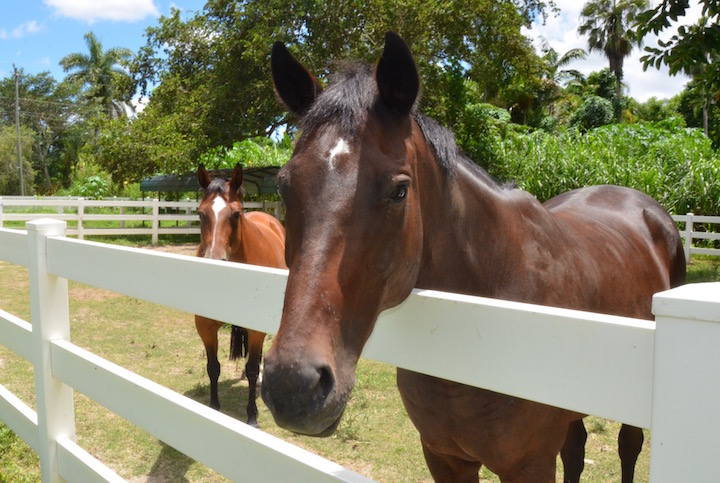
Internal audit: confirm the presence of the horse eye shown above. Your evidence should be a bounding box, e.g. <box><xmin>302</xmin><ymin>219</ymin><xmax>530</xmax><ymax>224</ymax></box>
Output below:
<box><xmin>232</xmin><ymin>211</ymin><xmax>242</xmax><ymax>220</ymax></box>
<box><xmin>390</xmin><ymin>184</ymin><xmax>408</xmax><ymax>202</ymax></box>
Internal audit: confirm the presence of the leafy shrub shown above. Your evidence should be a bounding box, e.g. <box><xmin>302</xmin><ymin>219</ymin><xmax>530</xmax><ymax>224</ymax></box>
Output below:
<box><xmin>569</xmin><ymin>95</ymin><xmax>615</xmax><ymax>131</ymax></box>
<box><xmin>199</xmin><ymin>136</ymin><xmax>293</xmax><ymax>170</ymax></box>
<box><xmin>76</xmin><ymin>175</ymin><xmax>110</xmax><ymax>200</ymax></box>
<box><xmin>456</xmin><ymin>103</ymin><xmax>509</xmax><ymax>170</ymax></box>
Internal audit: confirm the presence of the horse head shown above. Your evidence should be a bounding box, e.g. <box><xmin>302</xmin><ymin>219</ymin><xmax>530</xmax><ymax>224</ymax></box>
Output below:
<box><xmin>196</xmin><ymin>163</ymin><xmax>245</xmax><ymax>262</ymax></box>
<box><xmin>261</xmin><ymin>33</ymin><xmax>429</xmax><ymax>436</ymax></box>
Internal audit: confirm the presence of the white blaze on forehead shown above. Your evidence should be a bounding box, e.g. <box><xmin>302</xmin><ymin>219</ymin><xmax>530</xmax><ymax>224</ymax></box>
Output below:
<box><xmin>327</xmin><ymin>138</ymin><xmax>350</xmax><ymax>168</ymax></box>
<box><xmin>208</xmin><ymin>195</ymin><xmax>227</xmax><ymax>257</ymax></box>
<box><xmin>212</xmin><ymin>196</ymin><xmax>227</xmax><ymax>216</ymax></box>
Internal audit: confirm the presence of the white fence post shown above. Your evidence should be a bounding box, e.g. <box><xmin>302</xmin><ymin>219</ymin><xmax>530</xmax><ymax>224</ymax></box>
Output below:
<box><xmin>27</xmin><ymin>219</ymin><xmax>76</xmax><ymax>483</ymax></box>
<box><xmin>650</xmin><ymin>282</ymin><xmax>720</xmax><ymax>481</ymax></box>
<box><xmin>77</xmin><ymin>198</ymin><xmax>85</xmax><ymax>240</ymax></box>
<box><xmin>152</xmin><ymin>199</ymin><xmax>160</xmax><ymax>245</ymax></box>
<box><xmin>683</xmin><ymin>212</ymin><xmax>694</xmax><ymax>262</ymax></box>
<box><xmin>0</xmin><ymin>197</ymin><xmax>4</xmax><ymax>228</ymax></box>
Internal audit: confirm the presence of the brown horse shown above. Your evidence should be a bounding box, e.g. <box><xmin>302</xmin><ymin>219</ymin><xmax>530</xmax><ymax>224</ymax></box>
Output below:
<box><xmin>260</xmin><ymin>33</ymin><xmax>686</xmax><ymax>482</ymax></box>
<box><xmin>195</xmin><ymin>163</ymin><xmax>286</xmax><ymax>427</ymax></box>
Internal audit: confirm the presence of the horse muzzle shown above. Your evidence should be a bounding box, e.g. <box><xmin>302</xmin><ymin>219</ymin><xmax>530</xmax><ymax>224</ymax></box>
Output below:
<box><xmin>261</xmin><ymin>352</ymin><xmax>350</xmax><ymax>436</ymax></box>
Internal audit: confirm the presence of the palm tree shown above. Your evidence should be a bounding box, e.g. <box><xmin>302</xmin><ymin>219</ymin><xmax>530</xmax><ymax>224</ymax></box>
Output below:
<box><xmin>60</xmin><ymin>31</ymin><xmax>134</xmax><ymax>119</ymax></box>
<box><xmin>539</xmin><ymin>38</ymin><xmax>587</xmax><ymax>115</ymax></box>
<box><xmin>578</xmin><ymin>0</ymin><xmax>650</xmax><ymax>122</ymax></box>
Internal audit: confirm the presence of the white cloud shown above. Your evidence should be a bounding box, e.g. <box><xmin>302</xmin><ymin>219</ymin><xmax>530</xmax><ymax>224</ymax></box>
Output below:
<box><xmin>526</xmin><ymin>0</ymin><xmax>703</xmax><ymax>101</ymax></box>
<box><xmin>0</xmin><ymin>20</ymin><xmax>43</xmax><ymax>40</ymax></box>
<box><xmin>44</xmin><ymin>0</ymin><xmax>160</xmax><ymax>23</ymax></box>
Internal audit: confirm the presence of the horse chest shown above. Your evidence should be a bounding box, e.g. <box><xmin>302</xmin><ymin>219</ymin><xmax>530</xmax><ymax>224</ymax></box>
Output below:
<box><xmin>397</xmin><ymin>369</ymin><xmax>573</xmax><ymax>470</ymax></box>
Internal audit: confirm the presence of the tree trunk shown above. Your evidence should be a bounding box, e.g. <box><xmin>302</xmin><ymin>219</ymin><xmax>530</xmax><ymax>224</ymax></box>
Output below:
<box><xmin>703</xmin><ymin>84</ymin><xmax>709</xmax><ymax>137</ymax></box>
<box><xmin>615</xmin><ymin>71</ymin><xmax>623</xmax><ymax>123</ymax></box>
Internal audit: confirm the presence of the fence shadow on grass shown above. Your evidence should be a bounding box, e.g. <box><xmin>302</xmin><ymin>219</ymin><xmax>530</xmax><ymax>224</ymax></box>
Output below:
<box><xmin>145</xmin><ymin>377</ymin><xmax>251</xmax><ymax>482</ymax></box>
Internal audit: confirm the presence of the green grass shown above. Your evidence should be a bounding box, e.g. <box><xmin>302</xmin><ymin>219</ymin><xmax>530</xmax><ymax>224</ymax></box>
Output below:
<box><xmin>0</xmin><ymin>253</ymin><xmax>717</xmax><ymax>482</ymax></box>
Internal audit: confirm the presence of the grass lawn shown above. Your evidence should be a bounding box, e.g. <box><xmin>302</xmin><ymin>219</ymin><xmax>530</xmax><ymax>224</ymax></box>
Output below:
<box><xmin>0</xmin><ymin>250</ymin><xmax>717</xmax><ymax>482</ymax></box>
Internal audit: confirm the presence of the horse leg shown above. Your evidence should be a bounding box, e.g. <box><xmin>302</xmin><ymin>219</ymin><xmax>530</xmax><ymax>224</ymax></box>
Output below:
<box><xmin>195</xmin><ymin>316</ymin><xmax>223</xmax><ymax>410</ymax></box>
<box><xmin>244</xmin><ymin>329</ymin><xmax>266</xmax><ymax>428</ymax></box>
<box><xmin>618</xmin><ymin>424</ymin><xmax>643</xmax><ymax>483</ymax></box>
<box><xmin>560</xmin><ymin>419</ymin><xmax>587</xmax><ymax>483</ymax></box>
<box><xmin>420</xmin><ymin>440</ymin><xmax>481</xmax><ymax>483</ymax></box>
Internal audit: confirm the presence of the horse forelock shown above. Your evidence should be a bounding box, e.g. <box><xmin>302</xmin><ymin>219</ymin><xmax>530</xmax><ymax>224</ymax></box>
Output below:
<box><xmin>204</xmin><ymin>178</ymin><xmax>229</xmax><ymax>198</ymax></box>
<box><xmin>300</xmin><ymin>63</ymin><xmax>380</xmax><ymax>137</ymax></box>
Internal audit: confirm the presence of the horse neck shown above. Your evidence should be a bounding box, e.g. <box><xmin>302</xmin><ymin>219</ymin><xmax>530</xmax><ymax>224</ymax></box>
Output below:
<box><xmin>228</xmin><ymin>213</ymin><xmax>253</xmax><ymax>263</ymax></box>
<box><xmin>416</xmin><ymin>154</ymin><xmax>545</xmax><ymax>295</ymax></box>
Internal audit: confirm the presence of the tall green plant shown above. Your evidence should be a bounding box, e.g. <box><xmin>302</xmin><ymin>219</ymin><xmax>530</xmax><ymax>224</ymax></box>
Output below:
<box><xmin>492</xmin><ymin>123</ymin><xmax>720</xmax><ymax>216</ymax></box>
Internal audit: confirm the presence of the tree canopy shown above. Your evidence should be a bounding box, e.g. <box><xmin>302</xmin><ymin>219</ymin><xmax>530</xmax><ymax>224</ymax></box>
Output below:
<box><xmin>637</xmin><ymin>0</ymin><xmax>720</xmax><ymax>76</ymax></box>
<box><xmin>114</xmin><ymin>0</ymin><xmax>556</xmax><ymax>180</ymax></box>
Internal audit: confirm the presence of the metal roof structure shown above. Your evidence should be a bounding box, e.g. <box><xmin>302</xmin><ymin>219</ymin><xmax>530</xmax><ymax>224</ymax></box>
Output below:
<box><xmin>140</xmin><ymin>166</ymin><xmax>281</xmax><ymax>197</ymax></box>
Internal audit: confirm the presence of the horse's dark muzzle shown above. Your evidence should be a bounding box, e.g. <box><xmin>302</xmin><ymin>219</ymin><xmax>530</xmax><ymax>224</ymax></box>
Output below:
<box><xmin>261</xmin><ymin>356</ymin><xmax>345</xmax><ymax>436</ymax></box>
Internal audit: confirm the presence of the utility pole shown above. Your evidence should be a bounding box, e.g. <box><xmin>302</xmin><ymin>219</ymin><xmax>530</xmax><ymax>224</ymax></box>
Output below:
<box><xmin>14</xmin><ymin>64</ymin><xmax>25</xmax><ymax>196</ymax></box>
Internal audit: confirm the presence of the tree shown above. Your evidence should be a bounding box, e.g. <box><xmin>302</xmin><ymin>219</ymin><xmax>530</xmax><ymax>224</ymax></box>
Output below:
<box><xmin>0</xmin><ymin>125</ymin><xmax>34</xmax><ymax>195</ymax></box>
<box><xmin>125</xmin><ymin>0</ymin><xmax>553</xmax><ymax>178</ymax></box>
<box><xmin>538</xmin><ymin>38</ymin><xmax>587</xmax><ymax>115</ymax></box>
<box><xmin>637</xmin><ymin>1</ymin><xmax>720</xmax><ymax>137</ymax></box>
<box><xmin>637</xmin><ymin>0</ymin><xmax>720</xmax><ymax>75</ymax></box>
<box><xmin>60</xmin><ymin>31</ymin><xmax>134</xmax><ymax>119</ymax></box>
<box><xmin>578</xmin><ymin>0</ymin><xmax>650</xmax><ymax>122</ymax></box>
<box><xmin>0</xmin><ymin>70</ymin><xmax>84</xmax><ymax>191</ymax></box>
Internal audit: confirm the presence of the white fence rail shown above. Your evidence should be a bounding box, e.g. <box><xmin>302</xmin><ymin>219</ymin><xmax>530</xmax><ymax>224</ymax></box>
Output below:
<box><xmin>0</xmin><ymin>219</ymin><xmax>719</xmax><ymax>482</ymax></box>
<box><xmin>0</xmin><ymin>197</ymin><xmax>283</xmax><ymax>245</ymax></box>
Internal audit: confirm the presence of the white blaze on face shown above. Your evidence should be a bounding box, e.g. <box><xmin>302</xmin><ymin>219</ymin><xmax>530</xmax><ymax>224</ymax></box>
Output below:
<box><xmin>209</xmin><ymin>195</ymin><xmax>227</xmax><ymax>256</ymax></box>
<box><xmin>328</xmin><ymin>138</ymin><xmax>350</xmax><ymax>169</ymax></box>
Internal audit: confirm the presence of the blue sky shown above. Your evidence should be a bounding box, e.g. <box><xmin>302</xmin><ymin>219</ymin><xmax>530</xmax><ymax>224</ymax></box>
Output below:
<box><xmin>0</xmin><ymin>1</ymin><xmax>205</xmax><ymax>85</ymax></box>
<box><xmin>1</xmin><ymin>0</ymin><xmax>700</xmax><ymax>104</ymax></box>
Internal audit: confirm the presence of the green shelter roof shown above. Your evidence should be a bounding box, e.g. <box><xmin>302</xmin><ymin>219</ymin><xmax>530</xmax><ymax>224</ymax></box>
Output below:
<box><xmin>140</xmin><ymin>166</ymin><xmax>281</xmax><ymax>196</ymax></box>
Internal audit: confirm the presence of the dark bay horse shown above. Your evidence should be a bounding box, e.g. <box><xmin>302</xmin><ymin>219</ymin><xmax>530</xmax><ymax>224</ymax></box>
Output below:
<box><xmin>195</xmin><ymin>163</ymin><xmax>286</xmax><ymax>427</ymax></box>
<box><xmin>260</xmin><ymin>33</ymin><xmax>686</xmax><ymax>482</ymax></box>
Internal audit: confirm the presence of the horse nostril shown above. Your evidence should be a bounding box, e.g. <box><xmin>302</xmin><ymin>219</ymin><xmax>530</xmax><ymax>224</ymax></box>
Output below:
<box><xmin>316</xmin><ymin>365</ymin><xmax>335</xmax><ymax>400</ymax></box>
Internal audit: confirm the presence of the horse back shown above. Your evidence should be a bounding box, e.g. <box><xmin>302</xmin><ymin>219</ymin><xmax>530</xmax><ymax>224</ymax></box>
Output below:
<box><xmin>544</xmin><ymin>185</ymin><xmax>686</xmax><ymax>315</ymax></box>
<box><xmin>242</xmin><ymin>211</ymin><xmax>287</xmax><ymax>269</ymax></box>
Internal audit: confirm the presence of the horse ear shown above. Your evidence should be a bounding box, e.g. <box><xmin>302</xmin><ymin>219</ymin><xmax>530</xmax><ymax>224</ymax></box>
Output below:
<box><xmin>376</xmin><ymin>32</ymin><xmax>419</xmax><ymax>115</ymax></box>
<box><xmin>271</xmin><ymin>41</ymin><xmax>323</xmax><ymax>115</ymax></box>
<box><xmin>197</xmin><ymin>164</ymin><xmax>211</xmax><ymax>190</ymax></box>
<box><xmin>230</xmin><ymin>163</ymin><xmax>244</xmax><ymax>195</ymax></box>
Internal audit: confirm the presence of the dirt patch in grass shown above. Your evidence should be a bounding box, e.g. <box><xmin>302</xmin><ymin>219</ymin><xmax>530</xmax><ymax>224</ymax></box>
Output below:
<box><xmin>137</xmin><ymin>243</ymin><xmax>198</xmax><ymax>256</ymax></box>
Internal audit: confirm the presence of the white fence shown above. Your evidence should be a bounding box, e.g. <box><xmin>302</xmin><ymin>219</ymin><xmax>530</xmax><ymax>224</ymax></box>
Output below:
<box><xmin>0</xmin><ymin>198</ymin><xmax>716</xmax><ymax>259</ymax></box>
<box><xmin>0</xmin><ymin>219</ymin><xmax>719</xmax><ymax>482</ymax></box>
<box><xmin>0</xmin><ymin>197</ymin><xmax>283</xmax><ymax>245</ymax></box>
<box><xmin>673</xmin><ymin>213</ymin><xmax>720</xmax><ymax>261</ymax></box>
